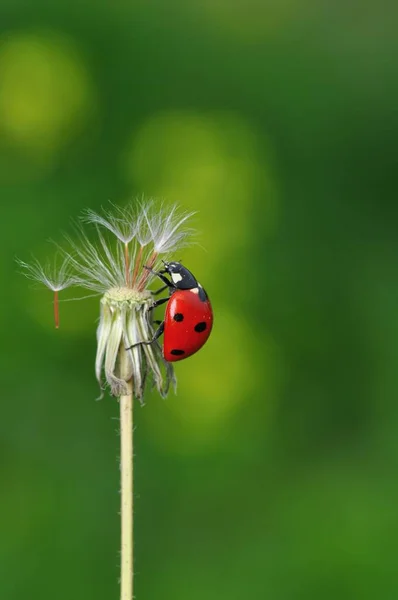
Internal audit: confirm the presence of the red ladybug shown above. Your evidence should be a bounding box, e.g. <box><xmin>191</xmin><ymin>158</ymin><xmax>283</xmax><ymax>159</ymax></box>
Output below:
<box><xmin>128</xmin><ymin>261</ymin><xmax>213</xmax><ymax>361</ymax></box>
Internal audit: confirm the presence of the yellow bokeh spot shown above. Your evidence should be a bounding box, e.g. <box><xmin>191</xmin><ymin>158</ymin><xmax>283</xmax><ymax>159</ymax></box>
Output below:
<box><xmin>124</xmin><ymin>110</ymin><xmax>277</xmax><ymax>258</ymax></box>
<box><xmin>0</xmin><ymin>30</ymin><xmax>94</xmax><ymax>162</ymax></box>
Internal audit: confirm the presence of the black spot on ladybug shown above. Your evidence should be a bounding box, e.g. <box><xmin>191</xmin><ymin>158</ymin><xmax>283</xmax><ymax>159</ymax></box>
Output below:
<box><xmin>194</xmin><ymin>322</ymin><xmax>207</xmax><ymax>333</ymax></box>
<box><xmin>170</xmin><ymin>349</ymin><xmax>185</xmax><ymax>356</ymax></box>
<box><xmin>173</xmin><ymin>313</ymin><xmax>184</xmax><ymax>322</ymax></box>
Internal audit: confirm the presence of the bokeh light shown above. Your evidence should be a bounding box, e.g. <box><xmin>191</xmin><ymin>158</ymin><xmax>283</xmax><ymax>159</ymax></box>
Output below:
<box><xmin>0</xmin><ymin>30</ymin><xmax>95</xmax><ymax>168</ymax></box>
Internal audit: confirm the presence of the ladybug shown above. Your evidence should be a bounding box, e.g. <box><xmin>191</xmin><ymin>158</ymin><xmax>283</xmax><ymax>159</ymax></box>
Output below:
<box><xmin>128</xmin><ymin>261</ymin><xmax>213</xmax><ymax>361</ymax></box>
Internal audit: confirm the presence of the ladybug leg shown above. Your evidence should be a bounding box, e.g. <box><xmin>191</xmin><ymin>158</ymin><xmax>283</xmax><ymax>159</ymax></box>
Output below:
<box><xmin>152</xmin><ymin>284</ymin><xmax>170</xmax><ymax>296</ymax></box>
<box><xmin>144</xmin><ymin>266</ymin><xmax>175</xmax><ymax>289</ymax></box>
<box><xmin>126</xmin><ymin>321</ymin><xmax>164</xmax><ymax>350</ymax></box>
<box><xmin>148</xmin><ymin>297</ymin><xmax>168</xmax><ymax>311</ymax></box>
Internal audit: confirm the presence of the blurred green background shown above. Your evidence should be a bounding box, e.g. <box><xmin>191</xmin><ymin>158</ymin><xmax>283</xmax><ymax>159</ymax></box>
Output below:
<box><xmin>2</xmin><ymin>1</ymin><xmax>398</xmax><ymax>599</ymax></box>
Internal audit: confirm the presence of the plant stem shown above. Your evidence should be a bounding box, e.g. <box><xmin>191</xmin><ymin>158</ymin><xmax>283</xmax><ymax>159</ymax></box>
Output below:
<box><xmin>119</xmin><ymin>347</ymin><xmax>133</xmax><ymax>600</ymax></box>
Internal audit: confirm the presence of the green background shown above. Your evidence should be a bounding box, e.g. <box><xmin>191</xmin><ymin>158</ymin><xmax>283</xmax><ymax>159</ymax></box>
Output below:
<box><xmin>2</xmin><ymin>1</ymin><xmax>398</xmax><ymax>598</ymax></box>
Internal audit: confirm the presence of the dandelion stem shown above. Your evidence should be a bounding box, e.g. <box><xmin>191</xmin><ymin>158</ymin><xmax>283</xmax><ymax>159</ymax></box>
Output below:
<box><xmin>54</xmin><ymin>290</ymin><xmax>59</xmax><ymax>329</ymax></box>
<box><xmin>124</xmin><ymin>243</ymin><xmax>130</xmax><ymax>287</ymax></box>
<box><xmin>119</xmin><ymin>346</ymin><xmax>133</xmax><ymax>600</ymax></box>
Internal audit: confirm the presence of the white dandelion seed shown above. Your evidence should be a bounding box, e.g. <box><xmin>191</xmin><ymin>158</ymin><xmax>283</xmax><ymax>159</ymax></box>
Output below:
<box><xmin>17</xmin><ymin>254</ymin><xmax>75</xmax><ymax>291</ymax></box>
<box><xmin>140</xmin><ymin>201</ymin><xmax>197</xmax><ymax>254</ymax></box>
<box><xmin>135</xmin><ymin>198</ymin><xmax>158</xmax><ymax>247</ymax></box>
<box><xmin>82</xmin><ymin>202</ymin><xmax>138</xmax><ymax>244</ymax></box>
<box><xmin>17</xmin><ymin>254</ymin><xmax>76</xmax><ymax>328</ymax></box>
<box><xmin>153</xmin><ymin>204</ymin><xmax>196</xmax><ymax>253</ymax></box>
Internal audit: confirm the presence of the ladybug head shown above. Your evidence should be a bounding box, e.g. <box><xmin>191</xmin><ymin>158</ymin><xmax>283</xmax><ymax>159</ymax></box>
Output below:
<box><xmin>162</xmin><ymin>261</ymin><xmax>198</xmax><ymax>290</ymax></box>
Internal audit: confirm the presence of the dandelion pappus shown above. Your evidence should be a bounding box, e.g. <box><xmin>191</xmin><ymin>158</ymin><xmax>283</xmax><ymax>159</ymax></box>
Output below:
<box><xmin>128</xmin><ymin>261</ymin><xmax>213</xmax><ymax>361</ymax></box>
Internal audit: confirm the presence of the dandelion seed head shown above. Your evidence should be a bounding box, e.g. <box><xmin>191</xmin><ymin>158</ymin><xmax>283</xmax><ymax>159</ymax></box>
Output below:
<box><xmin>19</xmin><ymin>197</ymin><xmax>194</xmax><ymax>399</ymax></box>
